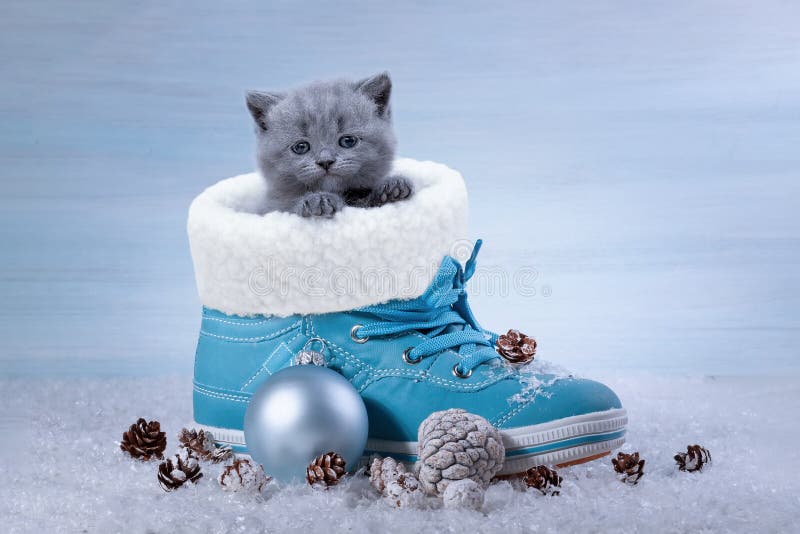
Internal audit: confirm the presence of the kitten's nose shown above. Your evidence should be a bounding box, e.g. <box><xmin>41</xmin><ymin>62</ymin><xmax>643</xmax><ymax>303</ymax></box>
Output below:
<box><xmin>316</xmin><ymin>158</ymin><xmax>335</xmax><ymax>171</ymax></box>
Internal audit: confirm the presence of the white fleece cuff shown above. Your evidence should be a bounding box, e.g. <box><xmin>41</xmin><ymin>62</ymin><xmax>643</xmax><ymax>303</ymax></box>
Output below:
<box><xmin>187</xmin><ymin>158</ymin><xmax>468</xmax><ymax>317</ymax></box>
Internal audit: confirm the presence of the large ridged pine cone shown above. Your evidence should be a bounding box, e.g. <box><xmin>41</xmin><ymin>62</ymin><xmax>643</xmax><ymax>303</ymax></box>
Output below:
<box><xmin>417</xmin><ymin>409</ymin><xmax>505</xmax><ymax>495</ymax></box>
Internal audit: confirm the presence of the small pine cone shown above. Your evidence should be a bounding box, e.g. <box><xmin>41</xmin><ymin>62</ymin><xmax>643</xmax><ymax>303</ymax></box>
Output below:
<box><xmin>369</xmin><ymin>456</ymin><xmax>422</xmax><ymax>507</ymax></box>
<box><xmin>612</xmin><ymin>452</ymin><xmax>645</xmax><ymax>485</ymax></box>
<box><xmin>674</xmin><ymin>444</ymin><xmax>711</xmax><ymax>472</ymax></box>
<box><xmin>369</xmin><ymin>456</ymin><xmax>405</xmax><ymax>493</ymax></box>
<box><xmin>496</xmin><ymin>329</ymin><xmax>537</xmax><ymax>365</ymax></box>
<box><xmin>178</xmin><ymin>428</ymin><xmax>232</xmax><ymax>463</ymax></box>
<box><xmin>219</xmin><ymin>458</ymin><xmax>270</xmax><ymax>492</ymax></box>
<box><xmin>120</xmin><ymin>418</ymin><xmax>166</xmax><ymax>461</ymax></box>
<box><xmin>385</xmin><ymin>472</ymin><xmax>423</xmax><ymax>508</ymax></box>
<box><xmin>442</xmin><ymin>479</ymin><xmax>485</xmax><ymax>510</ymax></box>
<box><xmin>157</xmin><ymin>449</ymin><xmax>203</xmax><ymax>491</ymax></box>
<box><xmin>417</xmin><ymin>409</ymin><xmax>505</xmax><ymax>496</ymax></box>
<box><xmin>306</xmin><ymin>451</ymin><xmax>346</xmax><ymax>487</ymax></box>
<box><xmin>523</xmin><ymin>465</ymin><xmax>562</xmax><ymax>495</ymax></box>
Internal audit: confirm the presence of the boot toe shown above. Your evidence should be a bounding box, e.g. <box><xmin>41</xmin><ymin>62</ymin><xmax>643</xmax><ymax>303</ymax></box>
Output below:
<box><xmin>495</xmin><ymin>376</ymin><xmax>627</xmax><ymax>473</ymax></box>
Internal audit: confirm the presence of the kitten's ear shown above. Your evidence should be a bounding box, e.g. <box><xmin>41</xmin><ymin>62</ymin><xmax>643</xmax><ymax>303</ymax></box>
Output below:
<box><xmin>246</xmin><ymin>91</ymin><xmax>283</xmax><ymax>130</ymax></box>
<box><xmin>355</xmin><ymin>72</ymin><xmax>392</xmax><ymax>118</ymax></box>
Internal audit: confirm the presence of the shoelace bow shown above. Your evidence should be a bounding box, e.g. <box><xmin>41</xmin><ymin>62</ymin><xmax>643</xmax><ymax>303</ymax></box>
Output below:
<box><xmin>353</xmin><ymin>240</ymin><xmax>500</xmax><ymax>377</ymax></box>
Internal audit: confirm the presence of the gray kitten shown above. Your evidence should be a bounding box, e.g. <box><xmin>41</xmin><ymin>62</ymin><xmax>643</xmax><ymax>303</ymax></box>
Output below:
<box><xmin>246</xmin><ymin>72</ymin><xmax>413</xmax><ymax>218</ymax></box>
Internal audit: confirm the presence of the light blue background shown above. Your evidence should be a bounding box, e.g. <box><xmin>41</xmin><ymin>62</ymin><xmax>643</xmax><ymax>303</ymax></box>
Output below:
<box><xmin>1</xmin><ymin>0</ymin><xmax>798</xmax><ymax>377</ymax></box>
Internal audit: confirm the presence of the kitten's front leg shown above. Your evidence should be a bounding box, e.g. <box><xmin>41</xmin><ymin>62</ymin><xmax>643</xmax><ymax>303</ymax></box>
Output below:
<box><xmin>295</xmin><ymin>191</ymin><xmax>345</xmax><ymax>218</ymax></box>
<box><xmin>368</xmin><ymin>176</ymin><xmax>414</xmax><ymax>207</ymax></box>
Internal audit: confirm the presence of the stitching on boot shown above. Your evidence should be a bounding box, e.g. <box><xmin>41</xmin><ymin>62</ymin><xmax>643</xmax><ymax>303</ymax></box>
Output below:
<box><xmin>199</xmin><ymin>320</ymin><xmax>302</xmax><ymax>343</ymax></box>
<box><xmin>307</xmin><ymin>319</ymin><xmax>372</xmax><ymax>372</ymax></box>
<box><xmin>491</xmin><ymin>399</ymin><xmax>534</xmax><ymax>427</ymax></box>
<box><xmin>239</xmin><ymin>334</ymin><xmax>302</xmax><ymax>391</ymax></box>
<box><xmin>193</xmin><ymin>384</ymin><xmax>250</xmax><ymax>403</ymax></box>
<box><xmin>202</xmin><ymin>315</ymin><xmax>280</xmax><ymax>326</ymax></box>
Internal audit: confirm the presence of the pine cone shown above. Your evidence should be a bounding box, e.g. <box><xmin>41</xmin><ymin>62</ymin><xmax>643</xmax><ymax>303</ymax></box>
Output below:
<box><xmin>219</xmin><ymin>458</ymin><xmax>270</xmax><ymax>492</ymax></box>
<box><xmin>442</xmin><ymin>478</ymin><xmax>485</xmax><ymax>510</ymax></box>
<box><xmin>417</xmin><ymin>409</ymin><xmax>505</xmax><ymax>495</ymax></box>
<box><xmin>120</xmin><ymin>418</ymin><xmax>166</xmax><ymax>461</ymax></box>
<box><xmin>369</xmin><ymin>456</ymin><xmax>405</xmax><ymax>494</ymax></box>
<box><xmin>523</xmin><ymin>465</ymin><xmax>562</xmax><ymax>495</ymax></box>
<box><xmin>496</xmin><ymin>329</ymin><xmax>537</xmax><ymax>365</ymax></box>
<box><xmin>612</xmin><ymin>452</ymin><xmax>645</xmax><ymax>485</ymax></box>
<box><xmin>306</xmin><ymin>451</ymin><xmax>346</xmax><ymax>487</ymax></box>
<box><xmin>384</xmin><ymin>472</ymin><xmax>422</xmax><ymax>504</ymax></box>
<box><xmin>369</xmin><ymin>456</ymin><xmax>422</xmax><ymax>507</ymax></box>
<box><xmin>674</xmin><ymin>444</ymin><xmax>711</xmax><ymax>472</ymax></box>
<box><xmin>157</xmin><ymin>449</ymin><xmax>203</xmax><ymax>491</ymax></box>
<box><xmin>178</xmin><ymin>428</ymin><xmax>232</xmax><ymax>463</ymax></box>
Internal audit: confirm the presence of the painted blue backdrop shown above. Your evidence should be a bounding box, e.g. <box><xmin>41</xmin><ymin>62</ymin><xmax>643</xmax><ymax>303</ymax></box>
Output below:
<box><xmin>1</xmin><ymin>1</ymin><xmax>798</xmax><ymax>377</ymax></box>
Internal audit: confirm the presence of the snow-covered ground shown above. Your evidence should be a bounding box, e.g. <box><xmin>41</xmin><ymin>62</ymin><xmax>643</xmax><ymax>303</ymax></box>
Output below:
<box><xmin>2</xmin><ymin>374</ymin><xmax>798</xmax><ymax>533</ymax></box>
<box><xmin>1</xmin><ymin>0</ymin><xmax>799</xmax><ymax>531</ymax></box>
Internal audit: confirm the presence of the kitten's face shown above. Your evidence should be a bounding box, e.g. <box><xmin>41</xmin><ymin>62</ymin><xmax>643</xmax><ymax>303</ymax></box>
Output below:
<box><xmin>247</xmin><ymin>74</ymin><xmax>396</xmax><ymax>192</ymax></box>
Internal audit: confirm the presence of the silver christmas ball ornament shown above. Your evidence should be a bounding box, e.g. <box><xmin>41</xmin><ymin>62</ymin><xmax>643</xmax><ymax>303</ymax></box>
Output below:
<box><xmin>243</xmin><ymin>365</ymin><xmax>368</xmax><ymax>483</ymax></box>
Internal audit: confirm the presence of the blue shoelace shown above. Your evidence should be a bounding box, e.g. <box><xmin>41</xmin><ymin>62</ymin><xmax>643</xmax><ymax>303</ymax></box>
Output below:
<box><xmin>352</xmin><ymin>240</ymin><xmax>500</xmax><ymax>378</ymax></box>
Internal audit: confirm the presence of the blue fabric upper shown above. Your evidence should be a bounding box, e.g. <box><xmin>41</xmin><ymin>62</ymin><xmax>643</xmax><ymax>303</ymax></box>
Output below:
<box><xmin>193</xmin><ymin>244</ymin><xmax>623</xmax><ymax>443</ymax></box>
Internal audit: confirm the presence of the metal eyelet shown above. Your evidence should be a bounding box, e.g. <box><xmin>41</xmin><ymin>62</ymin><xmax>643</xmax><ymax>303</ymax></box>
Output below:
<box><xmin>402</xmin><ymin>347</ymin><xmax>422</xmax><ymax>365</ymax></box>
<box><xmin>350</xmin><ymin>324</ymin><xmax>368</xmax><ymax>343</ymax></box>
<box><xmin>452</xmin><ymin>364</ymin><xmax>473</xmax><ymax>379</ymax></box>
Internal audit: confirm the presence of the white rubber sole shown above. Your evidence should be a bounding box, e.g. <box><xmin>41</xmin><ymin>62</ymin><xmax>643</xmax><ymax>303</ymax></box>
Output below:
<box><xmin>364</xmin><ymin>408</ymin><xmax>628</xmax><ymax>474</ymax></box>
<box><xmin>195</xmin><ymin>408</ymin><xmax>627</xmax><ymax>475</ymax></box>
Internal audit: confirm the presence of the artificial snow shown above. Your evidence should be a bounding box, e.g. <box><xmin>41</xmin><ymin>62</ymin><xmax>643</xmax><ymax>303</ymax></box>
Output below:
<box><xmin>1</xmin><ymin>374</ymin><xmax>797</xmax><ymax>533</ymax></box>
<box><xmin>510</xmin><ymin>359</ymin><xmax>573</xmax><ymax>404</ymax></box>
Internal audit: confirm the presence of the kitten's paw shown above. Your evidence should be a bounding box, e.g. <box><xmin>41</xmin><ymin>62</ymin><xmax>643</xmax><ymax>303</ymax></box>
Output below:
<box><xmin>296</xmin><ymin>192</ymin><xmax>344</xmax><ymax>218</ymax></box>
<box><xmin>371</xmin><ymin>176</ymin><xmax>414</xmax><ymax>206</ymax></box>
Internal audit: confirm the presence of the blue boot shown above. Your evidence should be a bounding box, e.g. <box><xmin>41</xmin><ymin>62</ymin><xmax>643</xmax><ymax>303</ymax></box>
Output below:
<box><xmin>188</xmin><ymin>159</ymin><xmax>626</xmax><ymax>474</ymax></box>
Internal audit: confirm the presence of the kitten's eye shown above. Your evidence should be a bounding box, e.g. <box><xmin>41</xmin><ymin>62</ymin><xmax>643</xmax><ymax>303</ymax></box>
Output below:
<box><xmin>291</xmin><ymin>141</ymin><xmax>310</xmax><ymax>154</ymax></box>
<box><xmin>338</xmin><ymin>135</ymin><xmax>358</xmax><ymax>149</ymax></box>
